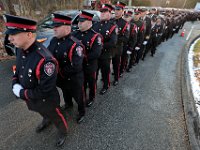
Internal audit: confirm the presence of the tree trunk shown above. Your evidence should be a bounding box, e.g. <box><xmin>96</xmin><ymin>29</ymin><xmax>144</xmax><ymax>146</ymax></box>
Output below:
<box><xmin>1</xmin><ymin>0</ymin><xmax>16</xmax><ymax>15</ymax></box>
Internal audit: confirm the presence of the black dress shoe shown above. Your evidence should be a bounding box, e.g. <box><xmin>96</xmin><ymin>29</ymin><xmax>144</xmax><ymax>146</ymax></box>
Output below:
<box><xmin>77</xmin><ymin>115</ymin><xmax>85</xmax><ymax>124</ymax></box>
<box><xmin>119</xmin><ymin>73</ymin><xmax>123</xmax><ymax>77</ymax></box>
<box><xmin>86</xmin><ymin>99</ymin><xmax>94</xmax><ymax>107</ymax></box>
<box><xmin>55</xmin><ymin>133</ymin><xmax>66</xmax><ymax>147</ymax></box>
<box><xmin>99</xmin><ymin>88</ymin><xmax>108</xmax><ymax>95</ymax></box>
<box><xmin>35</xmin><ymin>119</ymin><xmax>51</xmax><ymax>133</ymax></box>
<box><xmin>113</xmin><ymin>80</ymin><xmax>118</xmax><ymax>86</ymax></box>
<box><xmin>61</xmin><ymin>104</ymin><xmax>73</xmax><ymax>111</ymax></box>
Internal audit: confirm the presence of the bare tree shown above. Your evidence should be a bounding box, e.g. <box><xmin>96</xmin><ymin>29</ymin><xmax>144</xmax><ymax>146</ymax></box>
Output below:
<box><xmin>0</xmin><ymin>0</ymin><xmax>16</xmax><ymax>15</ymax></box>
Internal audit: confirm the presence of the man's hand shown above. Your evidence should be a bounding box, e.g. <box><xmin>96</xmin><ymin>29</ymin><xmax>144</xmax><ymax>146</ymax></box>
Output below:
<box><xmin>135</xmin><ymin>47</ymin><xmax>140</xmax><ymax>51</ymax></box>
<box><xmin>127</xmin><ymin>50</ymin><xmax>132</xmax><ymax>55</ymax></box>
<box><xmin>145</xmin><ymin>36</ymin><xmax>150</xmax><ymax>40</ymax></box>
<box><xmin>12</xmin><ymin>84</ymin><xmax>23</xmax><ymax>97</ymax></box>
<box><xmin>143</xmin><ymin>41</ymin><xmax>148</xmax><ymax>45</ymax></box>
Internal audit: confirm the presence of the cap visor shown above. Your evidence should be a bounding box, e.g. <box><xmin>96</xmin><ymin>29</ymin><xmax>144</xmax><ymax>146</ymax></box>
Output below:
<box><xmin>100</xmin><ymin>8</ymin><xmax>109</xmax><ymax>12</ymax></box>
<box><xmin>51</xmin><ymin>22</ymin><xmax>64</xmax><ymax>27</ymax></box>
<box><xmin>124</xmin><ymin>14</ymin><xmax>130</xmax><ymax>17</ymax></box>
<box><xmin>78</xmin><ymin>17</ymin><xmax>88</xmax><ymax>22</ymax></box>
<box><xmin>115</xmin><ymin>6</ymin><xmax>122</xmax><ymax>10</ymax></box>
<box><xmin>4</xmin><ymin>29</ymin><xmax>22</xmax><ymax>35</ymax></box>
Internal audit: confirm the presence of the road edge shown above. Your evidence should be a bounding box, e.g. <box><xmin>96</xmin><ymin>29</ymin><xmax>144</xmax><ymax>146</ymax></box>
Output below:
<box><xmin>181</xmin><ymin>35</ymin><xmax>200</xmax><ymax>150</ymax></box>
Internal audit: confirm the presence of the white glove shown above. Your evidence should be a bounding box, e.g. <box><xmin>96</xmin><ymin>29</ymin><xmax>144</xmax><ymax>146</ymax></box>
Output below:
<box><xmin>12</xmin><ymin>84</ymin><xmax>23</xmax><ymax>97</ymax></box>
<box><xmin>135</xmin><ymin>47</ymin><xmax>140</xmax><ymax>51</ymax></box>
<box><xmin>143</xmin><ymin>41</ymin><xmax>148</xmax><ymax>45</ymax></box>
<box><xmin>145</xmin><ymin>36</ymin><xmax>150</xmax><ymax>40</ymax></box>
<box><xmin>127</xmin><ymin>50</ymin><xmax>132</xmax><ymax>55</ymax></box>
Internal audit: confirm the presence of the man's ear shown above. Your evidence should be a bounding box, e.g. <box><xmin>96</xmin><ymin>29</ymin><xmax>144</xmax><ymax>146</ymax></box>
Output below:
<box><xmin>27</xmin><ymin>32</ymin><xmax>33</xmax><ymax>37</ymax></box>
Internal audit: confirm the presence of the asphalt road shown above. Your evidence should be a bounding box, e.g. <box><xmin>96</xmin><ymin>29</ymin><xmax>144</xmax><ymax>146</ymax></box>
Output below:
<box><xmin>0</xmin><ymin>21</ymin><xmax>199</xmax><ymax>150</ymax></box>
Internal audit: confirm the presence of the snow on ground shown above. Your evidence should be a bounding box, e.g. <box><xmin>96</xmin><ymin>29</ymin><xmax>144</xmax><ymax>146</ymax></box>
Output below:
<box><xmin>188</xmin><ymin>38</ymin><xmax>200</xmax><ymax>113</ymax></box>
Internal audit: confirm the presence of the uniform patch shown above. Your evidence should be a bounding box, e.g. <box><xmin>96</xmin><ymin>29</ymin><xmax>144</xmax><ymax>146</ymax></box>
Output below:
<box><xmin>127</xmin><ymin>24</ymin><xmax>130</xmax><ymax>31</ymax></box>
<box><xmin>135</xmin><ymin>26</ymin><xmax>138</xmax><ymax>33</ymax></box>
<box><xmin>76</xmin><ymin>46</ymin><xmax>83</xmax><ymax>57</ymax></box>
<box><xmin>97</xmin><ymin>36</ymin><xmax>102</xmax><ymax>45</ymax></box>
<box><xmin>44</xmin><ymin>62</ymin><xmax>55</xmax><ymax>76</ymax></box>
<box><xmin>115</xmin><ymin>28</ymin><xmax>119</xmax><ymax>34</ymax></box>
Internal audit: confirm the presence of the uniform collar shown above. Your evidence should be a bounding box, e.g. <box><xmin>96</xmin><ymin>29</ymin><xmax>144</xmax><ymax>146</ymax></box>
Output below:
<box><xmin>115</xmin><ymin>17</ymin><xmax>122</xmax><ymax>21</ymax></box>
<box><xmin>22</xmin><ymin>41</ymin><xmax>37</xmax><ymax>55</ymax></box>
<box><xmin>101</xmin><ymin>20</ymin><xmax>108</xmax><ymax>24</ymax></box>
<box><xmin>57</xmin><ymin>34</ymin><xmax>71</xmax><ymax>41</ymax></box>
<box><xmin>81</xmin><ymin>27</ymin><xmax>92</xmax><ymax>34</ymax></box>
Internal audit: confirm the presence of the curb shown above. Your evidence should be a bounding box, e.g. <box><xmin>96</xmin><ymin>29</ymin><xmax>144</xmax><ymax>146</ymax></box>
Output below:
<box><xmin>181</xmin><ymin>35</ymin><xmax>200</xmax><ymax>150</ymax></box>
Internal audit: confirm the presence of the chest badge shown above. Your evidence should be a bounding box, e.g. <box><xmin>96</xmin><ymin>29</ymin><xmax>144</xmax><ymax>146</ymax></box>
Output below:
<box><xmin>44</xmin><ymin>62</ymin><xmax>55</xmax><ymax>76</ymax></box>
<box><xmin>97</xmin><ymin>36</ymin><xmax>102</xmax><ymax>45</ymax></box>
<box><xmin>76</xmin><ymin>46</ymin><xmax>83</xmax><ymax>57</ymax></box>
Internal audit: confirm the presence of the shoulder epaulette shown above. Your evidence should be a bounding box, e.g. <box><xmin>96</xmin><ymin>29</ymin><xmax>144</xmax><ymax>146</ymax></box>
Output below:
<box><xmin>70</xmin><ymin>35</ymin><xmax>82</xmax><ymax>45</ymax></box>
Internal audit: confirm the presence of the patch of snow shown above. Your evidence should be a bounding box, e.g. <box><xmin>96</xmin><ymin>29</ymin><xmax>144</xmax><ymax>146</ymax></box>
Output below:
<box><xmin>188</xmin><ymin>38</ymin><xmax>200</xmax><ymax>113</ymax></box>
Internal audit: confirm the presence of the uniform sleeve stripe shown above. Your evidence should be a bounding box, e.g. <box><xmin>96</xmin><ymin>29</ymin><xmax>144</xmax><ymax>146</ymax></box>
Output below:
<box><xmin>122</xmin><ymin>22</ymin><xmax>129</xmax><ymax>33</ymax></box>
<box><xmin>90</xmin><ymin>33</ymin><xmax>99</xmax><ymax>48</ymax></box>
<box><xmin>68</xmin><ymin>43</ymin><xmax>77</xmax><ymax>62</ymax></box>
<box><xmin>36</xmin><ymin>58</ymin><xmax>45</xmax><ymax>80</ymax></box>
<box><xmin>109</xmin><ymin>25</ymin><xmax>116</xmax><ymax>35</ymax></box>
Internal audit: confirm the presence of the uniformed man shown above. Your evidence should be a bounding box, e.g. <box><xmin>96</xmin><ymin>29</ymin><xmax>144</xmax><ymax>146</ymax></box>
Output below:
<box><xmin>5</xmin><ymin>14</ymin><xmax>68</xmax><ymax>147</ymax></box>
<box><xmin>156</xmin><ymin>16</ymin><xmax>165</xmax><ymax>45</ymax></box>
<box><xmin>120</xmin><ymin>10</ymin><xmax>137</xmax><ymax>74</ymax></box>
<box><xmin>139</xmin><ymin>8</ymin><xmax>151</xmax><ymax>60</ymax></box>
<box><xmin>132</xmin><ymin>10</ymin><xmax>145</xmax><ymax>64</ymax></box>
<box><xmin>73</xmin><ymin>10</ymin><xmax>103</xmax><ymax>107</ymax></box>
<box><xmin>149</xmin><ymin>8</ymin><xmax>157</xmax><ymax>15</ymax></box>
<box><xmin>112</xmin><ymin>1</ymin><xmax>129</xmax><ymax>85</ymax></box>
<box><xmin>149</xmin><ymin>14</ymin><xmax>159</xmax><ymax>56</ymax></box>
<box><xmin>48</xmin><ymin>13</ymin><xmax>85</xmax><ymax>124</ymax></box>
<box><xmin>93</xmin><ymin>3</ymin><xmax>118</xmax><ymax>95</ymax></box>
<box><xmin>164</xmin><ymin>12</ymin><xmax>173</xmax><ymax>41</ymax></box>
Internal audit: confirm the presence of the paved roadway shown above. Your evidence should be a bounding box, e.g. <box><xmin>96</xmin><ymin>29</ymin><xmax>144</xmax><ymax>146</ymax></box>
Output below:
<box><xmin>0</xmin><ymin>21</ymin><xmax>199</xmax><ymax>150</ymax></box>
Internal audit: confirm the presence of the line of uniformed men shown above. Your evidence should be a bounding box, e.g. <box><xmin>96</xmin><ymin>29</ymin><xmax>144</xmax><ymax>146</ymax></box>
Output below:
<box><xmin>5</xmin><ymin>1</ymin><xmax>200</xmax><ymax>147</ymax></box>
<box><xmin>45</xmin><ymin>2</ymin><xmax>199</xmax><ymax>143</ymax></box>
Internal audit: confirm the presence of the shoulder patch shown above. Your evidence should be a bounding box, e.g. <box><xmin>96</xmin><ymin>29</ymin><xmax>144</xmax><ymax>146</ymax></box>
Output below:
<box><xmin>127</xmin><ymin>24</ymin><xmax>130</xmax><ymax>31</ymax></box>
<box><xmin>44</xmin><ymin>62</ymin><xmax>55</xmax><ymax>76</ymax></box>
<box><xmin>97</xmin><ymin>36</ymin><xmax>102</xmax><ymax>45</ymax></box>
<box><xmin>76</xmin><ymin>46</ymin><xmax>83</xmax><ymax>57</ymax></box>
<box><xmin>115</xmin><ymin>27</ymin><xmax>119</xmax><ymax>34</ymax></box>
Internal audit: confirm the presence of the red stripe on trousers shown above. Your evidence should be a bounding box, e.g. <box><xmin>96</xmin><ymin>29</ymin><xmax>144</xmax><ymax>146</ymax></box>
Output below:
<box><xmin>56</xmin><ymin>108</ymin><xmax>68</xmax><ymax>129</ymax></box>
